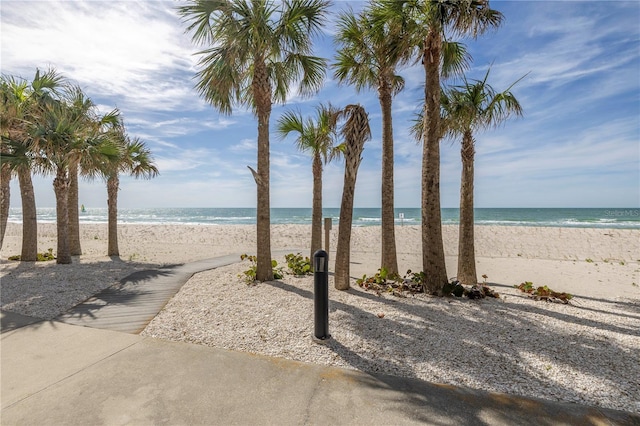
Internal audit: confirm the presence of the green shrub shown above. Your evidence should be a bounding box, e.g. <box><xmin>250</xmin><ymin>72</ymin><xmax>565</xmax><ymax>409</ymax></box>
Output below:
<box><xmin>284</xmin><ymin>253</ymin><xmax>312</xmax><ymax>276</ymax></box>
<box><xmin>239</xmin><ymin>254</ymin><xmax>284</xmax><ymax>284</ymax></box>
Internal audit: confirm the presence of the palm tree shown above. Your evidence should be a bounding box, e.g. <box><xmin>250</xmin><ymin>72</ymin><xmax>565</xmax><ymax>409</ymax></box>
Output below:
<box><xmin>444</xmin><ymin>69</ymin><xmax>523</xmax><ymax>285</ymax></box>
<box><xmin>0</xmin><ymin>77</ymin><xmax>22</xmax><ymax>250</ymax></box>
<box><xmin>333</xmin><ymin>3</ymin><xmax>414</xmax><ymax>277</ymax></box>
<box><xmin>277</xmin><ymin>104</ymin><xmax>339</xmax><ymax>261</ymax></box>
<box><xmin>64</xmin><ymin>86</ymin><xmax>121</xmax><ymax>256</ymax></box>
<box><xmin>100</xmin><ymin>132</ymin><xmax>158</xmax><ymax>257</ymax></box>
<box><xmin>334</xmin><ymin>104</ymin><xmax>371</xmax><ymax>291</ymax></box>
<box><xmin>64</xmin><ymin>86</ymin><xmax>96</xmax><ymax>257</ymax></box>
<box><xmin>377</xmin><ymin>0</ymin><xmax>503</xmax><ymax>294</ymax></box>
<box><xmin>178</xmin><ymin>0</ymin><xmax>329</xmax><ymax>282</ymax></box>
<box><xmin>0</xmin><ymin>69</ymin><xmax>64</xmax><ymax>258</ymax></box>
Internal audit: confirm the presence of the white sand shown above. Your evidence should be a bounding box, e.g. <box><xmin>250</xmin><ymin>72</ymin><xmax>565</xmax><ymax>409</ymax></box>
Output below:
<box><xmin>1</xmin><ymin>222</ymin><xmax>639</xmax><ymax>412</ymax></box>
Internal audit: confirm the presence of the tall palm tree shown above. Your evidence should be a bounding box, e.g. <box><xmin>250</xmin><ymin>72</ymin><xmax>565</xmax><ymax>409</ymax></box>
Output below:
<box><xmin>444</xmin><ymin>69</ymin><xmax>523</xmax><ymax>285</ymax></box>
<box><xmin>378</xmin><ymin>0</ymin><xmax>503</xmax><ymax>294</ymax></box>
<box><xmin>178</xmin><ymin>0</ymin><xmax>329</xmax><ymax>281</ymax></box>
<box><xmin>277</xmin><ymin>104</ymin><xmax>339</xmax><ymax>260</ymax></box>
<box><xmin>0</xmin><ymin>69</ymin><xmax>64</xmax><ymax>258</ymax></box>
<box><xmin>334</xmin><ymin>104</ymin><xmax>371</xmax><ymax>291</ymax></box>
<box><xmin>100</xmin><ymin>132</ymin><xmax>158</xmax><ymax>257</ymax></box>
<box><xmin>333</xmin><ymin>3</ymin><xmax>414</xmax><ymax>277</ymax></box>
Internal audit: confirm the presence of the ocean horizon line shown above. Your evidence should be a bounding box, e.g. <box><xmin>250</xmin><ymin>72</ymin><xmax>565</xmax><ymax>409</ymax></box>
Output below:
<box><xmin>6</xmin><ymin>207</ymin><xmax>640</xmax><ymax>229</ymax></box>
<box><xmin>20</xmin><ymin>206</ymin><xmax>639</xmax><ymax>210</ymax></box>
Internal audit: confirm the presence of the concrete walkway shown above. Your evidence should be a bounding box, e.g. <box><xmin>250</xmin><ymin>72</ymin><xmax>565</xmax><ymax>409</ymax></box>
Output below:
<box><xmin>1</xmin><ymin>311</ymin><xmax>637</xmax><ymax>425</ymax></box>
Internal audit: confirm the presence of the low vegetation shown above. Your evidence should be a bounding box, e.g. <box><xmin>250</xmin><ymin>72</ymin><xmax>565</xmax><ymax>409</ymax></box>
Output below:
<box><xmin>240</xmin><ymin>253</ymin><xmax>314</xmax><ymax>284</ymax></box>
<box><xmin>239</xmin><ymin>254</ymin><xmax>284</xmax><ymax>284</ymax></box>
<box><xmin>284</xmin><ymin>253</ymin><xmax>312</xmax><ymax>276</ymax></box>
<box><xmin>355</xmin><ymin>268</ymin><xmax>499</xmax><ymax>299</ymax></box>
<box><xmin>515</xmin><ymin>281</ymin><xmax>573</xmax><ymax>304</ymax></box>
<box><xmin>8</xmin><ymin>248</ymin><xmax>55</xmax><ymax>262</ymax></box>
<box><xmin>356</xmin><ymin>268</ymin><xmax>424</xmax><ymax>297</ymax></box>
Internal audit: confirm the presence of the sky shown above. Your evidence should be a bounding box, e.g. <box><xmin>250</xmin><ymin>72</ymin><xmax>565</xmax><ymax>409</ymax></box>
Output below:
<box><xmin>1</xmin><ymin>0</ymin><xmax>639</xmax><ymax>209</ymax></box>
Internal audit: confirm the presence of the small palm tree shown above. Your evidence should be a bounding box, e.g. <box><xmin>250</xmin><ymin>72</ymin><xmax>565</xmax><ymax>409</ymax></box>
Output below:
<box><xmin>444</xmin><ymin>69</ymin><xmax>523</xmax><ymax>285</ymax></box>
<box><xmin>277</xmin><ymin>104</ymin><xmax>339</xmax><ymax>261</ymax></box>
<box><xmin>178</xmin><ymin>0</ymin><xmax>329</xmax><ymax>281</ymax></box>
<box><xmin>100</xmin><ymin>132</ymin><xmax>158</xmax><ymax>257</ymax></box>
<box><xmin>334</xmin><ymin>3</ymin><xmax>415</xmax><ymax>276</ymax></box>
<box><xmin>334</xmin><ymin>104</ymin><xmax>371</xmax><ymax>291</ymax></box>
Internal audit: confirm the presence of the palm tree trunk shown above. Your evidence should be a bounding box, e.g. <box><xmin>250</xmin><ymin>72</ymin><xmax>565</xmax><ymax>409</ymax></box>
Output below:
<box><xmin>334</xmin><ymin>155</ymin><xmax>359</xmax><ymax>290</ymax></box>
<box><xmin>107</xmin><ymin>175</ymin><xmax>119</xmax><ymax>257</ymax></box>
<box><xmin>421</xmin><ymin>30</ymin><xmax>448</xmax><ymax>295</ymax></box>
<box><xmin>53</xmin><ymin>168</ymin><xmax>71</xmax><ymax>264</ymax></box>
<box><xmin>335</xmin><ymin>105</ymin><xmax>368</xmax><ymax>291</ymax></box>
<box><xmin>0</xmin><ymin>164</ymin><xmax>11</xmax><ymax>250</ymax></box>
<box><xmin>311</xmin><ymin>153</ymin><xmax>323</xmax><ymax>261</ymax></box>
<box><xmin>17</xmin><ymin>168</ymin><xmax>37</xmax><ymax>261</ymax></box>
<box><xmin>457</xmin><ymin>131</ymin><xmax>477</xmax><ymax>285</ymax></box>
<box><xmin>253</xmin><ymin>61</ymin><xmax>273</xmax><ymax>282</ymax></box>
<box><xmin>379</xmin><ymin>84</ymin><xmax>398</xmax><ymax>276</ymax></box>
<box><xmin>68</xmin><ymin>161</ymin><xmax>82</xmax><ymax>256</ymax></box>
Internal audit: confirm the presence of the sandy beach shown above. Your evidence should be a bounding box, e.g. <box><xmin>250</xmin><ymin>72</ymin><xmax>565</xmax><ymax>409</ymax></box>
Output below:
<box><xmin>1</xmin><ymin>222</ymin><xmax>639</xmax><ymax>412</ymax></box>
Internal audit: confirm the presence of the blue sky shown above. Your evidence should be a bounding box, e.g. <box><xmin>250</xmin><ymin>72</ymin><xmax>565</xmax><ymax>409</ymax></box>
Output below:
<box><xmin>2</xmin><ymin>0</ymin><xmax>639</xmax><ymax>209</ymax></box>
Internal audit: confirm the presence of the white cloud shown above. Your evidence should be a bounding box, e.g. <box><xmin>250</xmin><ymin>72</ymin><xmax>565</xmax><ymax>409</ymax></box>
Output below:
<box><xmin>1</xmin><ymin>1</ymin><xmax>199</xmax><ymax>113</ymax></box>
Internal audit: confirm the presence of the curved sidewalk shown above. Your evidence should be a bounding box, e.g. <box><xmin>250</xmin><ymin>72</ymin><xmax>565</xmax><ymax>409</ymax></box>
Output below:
<box><xmin>54</xmin><ymin>254</ymin><xmax>244</xmax><ymax>334</ymax></box>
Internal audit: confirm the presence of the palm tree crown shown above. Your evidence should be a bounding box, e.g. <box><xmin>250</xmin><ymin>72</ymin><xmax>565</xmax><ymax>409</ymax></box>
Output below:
<box><xmin>277</xmin><ymin>104</ymin><xmax>339</xmax><ymax>161</ymax></box>
<box><xmin>444</xmin><ymin>69</ymin><xmax>524</xmax><ymax>135</ymax></box>
<box><xmin>178</xmin><ymin>0</ymin><xmax>329</xmax><ymax>114</ymax></box>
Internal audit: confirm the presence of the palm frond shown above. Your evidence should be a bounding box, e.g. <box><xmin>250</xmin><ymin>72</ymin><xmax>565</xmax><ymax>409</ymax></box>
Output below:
<box><xmin>180</xmin><ymin>0</ymin><xmax>329</xmax><ymax>115</ymax></box>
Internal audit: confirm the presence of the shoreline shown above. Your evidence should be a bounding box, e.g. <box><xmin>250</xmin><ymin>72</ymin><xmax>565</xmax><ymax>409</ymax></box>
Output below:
<box><xmin>1</xmin><ymin>222</ymin><xmax>639</xmax><ymax>412</ymax></box>
<box><xmin>5</xmin><ymin>219</ymin><xmax>640</xmax><ymax>231</ymax></box>
<box><xmin>5</xmin><ymin>206</ymin><xmax>640</xmax><ymax>230</ymax></box>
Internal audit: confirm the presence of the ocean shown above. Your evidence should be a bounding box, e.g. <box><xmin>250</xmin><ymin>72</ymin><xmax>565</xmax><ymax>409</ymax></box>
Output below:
<box><xmin>6</xmin><ymin>207</ymin><xmax>640</xmax><ymax>229</ymax></box>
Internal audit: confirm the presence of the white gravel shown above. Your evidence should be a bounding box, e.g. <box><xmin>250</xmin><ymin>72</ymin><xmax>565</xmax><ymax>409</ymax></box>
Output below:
<box><xmin>142</xmin><ymin>261</ymin><xmax>640</xmax><ymax>414</ymax></box>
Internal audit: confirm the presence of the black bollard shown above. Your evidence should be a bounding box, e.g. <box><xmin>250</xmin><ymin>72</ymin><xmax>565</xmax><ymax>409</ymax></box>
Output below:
<box><xmin>313</xmin><ymin>249</ymin><xmax>331</xmax><ymax>342</ymax></box>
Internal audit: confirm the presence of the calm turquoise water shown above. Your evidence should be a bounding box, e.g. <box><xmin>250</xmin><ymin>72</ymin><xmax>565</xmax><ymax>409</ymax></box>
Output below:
<box><xmin>7</xmin><ymin>207</ymin><xmax>640</xmax><ymax>229</ymax></box>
